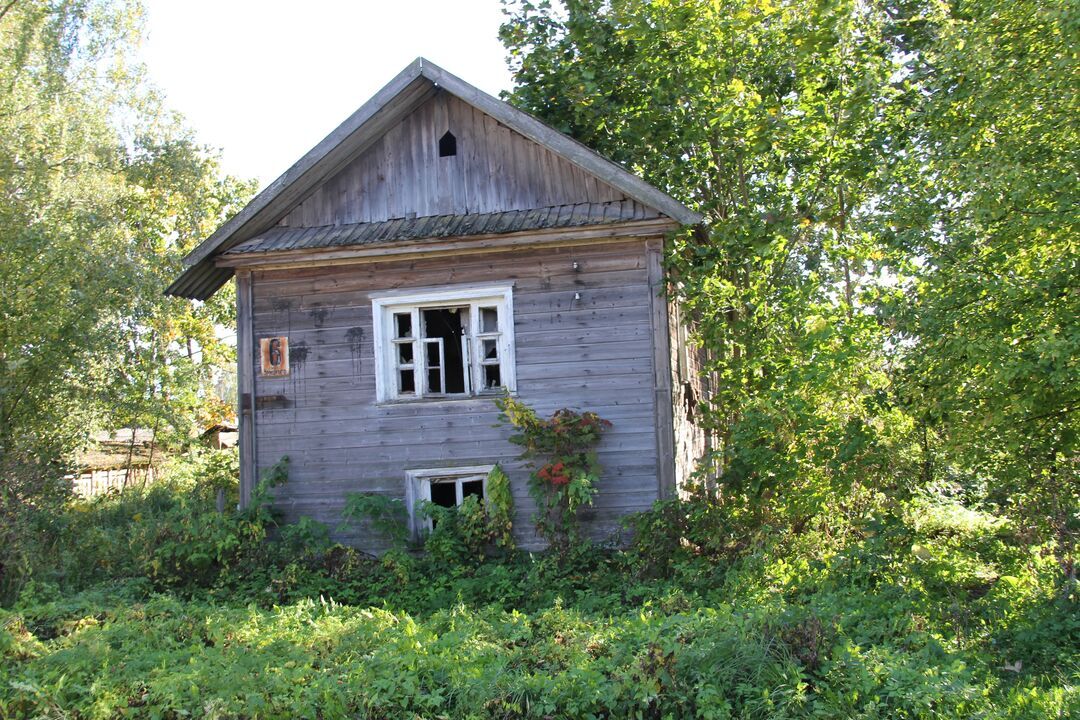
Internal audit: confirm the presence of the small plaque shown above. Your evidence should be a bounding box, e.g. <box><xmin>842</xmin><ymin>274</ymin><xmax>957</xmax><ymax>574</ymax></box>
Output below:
<box><xmin>259</xmin><ymin>337</ymin><xmax>289</xmax><ymax>377</ymax></box>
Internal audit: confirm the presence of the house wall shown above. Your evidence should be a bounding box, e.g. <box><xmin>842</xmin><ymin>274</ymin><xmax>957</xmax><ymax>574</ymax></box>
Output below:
<box><xmin>242</xmin><ymin>237</ymin><xmax>668</xmax><ymax>550</ymax></box>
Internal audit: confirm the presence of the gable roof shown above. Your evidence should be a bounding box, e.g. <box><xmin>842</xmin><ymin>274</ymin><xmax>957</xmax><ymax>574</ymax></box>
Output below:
<box><xmin>167</xmin><ymin>58</ymin><xmax>701</xmax><ymax>300</ymax></box>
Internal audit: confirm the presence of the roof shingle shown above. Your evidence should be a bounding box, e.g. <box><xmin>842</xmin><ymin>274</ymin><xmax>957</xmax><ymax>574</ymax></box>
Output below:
<box><xmin>224</xmin><ymin>201</ymin><xmax>661</xmax><ymax>256</ymax></box>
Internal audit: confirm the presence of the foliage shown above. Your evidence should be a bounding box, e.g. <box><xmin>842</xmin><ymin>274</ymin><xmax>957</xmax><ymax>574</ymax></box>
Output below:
<box><xmin>1</xmin><ymin>487</ymin><xmax>1076</xmax><ymax>718</ymax></box>
<box><xmin>499</xmin><ymin>0</ymin><xmax>1077</xmax><ymax>558</ymax></box>
<box><xmin>622</xmin><ymin>491</ymin><xmax>751</xmax><ymax>579</ymax></box>
<box><xmin>486</xmin><ymin>463</ymin><xmax>517</xmax><ymax>551</ymax></box>
<box><xmin>0</xmin><ymin>0</ymin><xmax>254</xmax><ymax>603</ymax></box>
<box><xmin>340</xmin><ymin>492</ymin><xmax>411</xmax><ymax>548</ymax></box>
<box><xmin>501</xmin><ymin>0</ymin><xmax>917</xmax><ymax>530</ymax></box>
<box><xmin>0</xmin><ymin>449</ymin><xmax>289</xmax><ymax>603</ymax></box>
<box><xmin>497</xmin><ymin>394</ymin><xmax>611</xmax><ymax>548</ymax></box>
<box><xmin>880</xmin><ymin>0</ymin><xmax>1080</xmax><ymax>554</ymax></box>
<box><xmin>417</xmin><ymin>495</ymin><xmax>494</xmax><ymax>565</ymax></box>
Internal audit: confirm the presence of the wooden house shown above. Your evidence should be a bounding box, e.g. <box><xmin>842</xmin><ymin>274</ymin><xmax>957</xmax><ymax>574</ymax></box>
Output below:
<box><xmin>167</xmin><ymin>59</ymin><xmax>703</xmax><ymax>549</ymax></box>
<box><xmin>70</xmin><ymin>429</ymin><xmax>158</xmax><ymax>497</ymax></box>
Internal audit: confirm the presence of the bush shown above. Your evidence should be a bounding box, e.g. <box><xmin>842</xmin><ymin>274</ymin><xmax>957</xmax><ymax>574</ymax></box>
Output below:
<box><xmin>1</xmin><ymin>455</ymin><xmax>1076</xmax><ymax>717</ymax></box>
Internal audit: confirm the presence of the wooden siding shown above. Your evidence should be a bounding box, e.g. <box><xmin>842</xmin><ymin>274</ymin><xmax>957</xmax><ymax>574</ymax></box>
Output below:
<box><xmin>247</xmin><ymin>239</ymin><xmax>662</xmax><ymax>549</ymax></box>
<box><xmin>280</xmin><ymin>92</ymin><xmax>627</xmax><ymax>228</ymax></box>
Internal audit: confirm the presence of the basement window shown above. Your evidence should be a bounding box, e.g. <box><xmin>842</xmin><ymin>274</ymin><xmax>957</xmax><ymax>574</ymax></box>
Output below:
<box><xmin>371</xmin><ymin>283</ymin><xmax>516</xmax><ymax>402</ymax></box>
<box><xmin>405</xmin><ymin>465</ymin><xmax>493</xmax><ymax>539</ymax></box>
<box><xmin>438</xmin><ymin>130</ymin><xmax>457</xmax><ymax>157</ymax></box>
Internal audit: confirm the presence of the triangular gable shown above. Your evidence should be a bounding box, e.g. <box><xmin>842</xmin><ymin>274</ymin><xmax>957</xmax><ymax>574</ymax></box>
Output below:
<box><xmin>167</xmin><ymin>58</ymin><xmax>700</xmax><ymax>300</ymax></box>
<box><xmin>280</xmin><ymin>92</ymin><xmax>634</xmax><ymax>227</ymax></box>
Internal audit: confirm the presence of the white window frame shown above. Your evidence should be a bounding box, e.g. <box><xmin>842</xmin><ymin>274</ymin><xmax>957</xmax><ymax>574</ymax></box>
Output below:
<box><xmin>404</xmin><ymin>465</ymin><xmax>493</xmax><ymax>539</ymax></box>
<box><xmin>370</xmin><ymin>283</ymin><xmax>516</xmax><ymax>402</ymax></box>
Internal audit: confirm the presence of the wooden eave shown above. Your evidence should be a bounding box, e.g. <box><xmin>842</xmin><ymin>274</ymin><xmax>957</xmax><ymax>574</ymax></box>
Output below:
<box><xmin>217</xmin><ymin>217</ymin><xmax>677</xmax><ymax>272</ymax></box>
<box><xmin>167</xmin><ymin>58</ymin><xmax>700</xmax><ymax>300</ymax></box>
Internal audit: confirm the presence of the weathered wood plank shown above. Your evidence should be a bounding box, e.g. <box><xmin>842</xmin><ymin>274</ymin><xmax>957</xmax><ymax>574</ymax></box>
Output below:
<box><xmin>250</xmin><ymin>269</ymin><xmax>650</xmax><ymax>313</ymax></box>
<box><xmin>647</xmin><ymin>239</ymin><xmax>677</xmax><ymax>498</ymax></box>
<box><xmin>251</xmin><ymin>283</ymin><xmax>651</xmax><ymax>330</ymax></box>
<box><xmin>236</xmin><ymin>271</ymin><xmax>256</xmax><ymax>505</ymax></box>
<box><xmin>278</xmin><ymin>94</ymin><xmax>675</xmax><ymax>227</ymax></box>
<box><xmin>251</xmin><ymin>238</ymin><xmax>648</xmax><ymax>285</ymax></box>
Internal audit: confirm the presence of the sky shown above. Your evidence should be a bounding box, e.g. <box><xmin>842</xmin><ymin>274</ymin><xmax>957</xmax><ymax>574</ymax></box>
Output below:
<box><xmin>139</xmin><ymin>1</ymin><xmax>515</xmax><ymax>189</ymax></box>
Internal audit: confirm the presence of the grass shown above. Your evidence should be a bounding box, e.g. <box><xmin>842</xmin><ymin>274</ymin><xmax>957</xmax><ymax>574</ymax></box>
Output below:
<box><xmin>1</xmin><ymin>481</ymin><xmax>1077</xmax><ymax>718</ymax></box>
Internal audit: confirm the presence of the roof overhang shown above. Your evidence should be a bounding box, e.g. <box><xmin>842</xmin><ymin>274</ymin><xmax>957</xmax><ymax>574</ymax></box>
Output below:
<box><xmin>219</xmin><ymin>217</ymin><xmax>678</xmax><ymax>272</ymax></box>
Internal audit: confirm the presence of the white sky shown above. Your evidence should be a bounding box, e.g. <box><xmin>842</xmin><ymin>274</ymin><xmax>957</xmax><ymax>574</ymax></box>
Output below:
<box><xmin>139</xmin><ymin>0</ymin><xmax>514</xmax><ymax>188</ymax></box>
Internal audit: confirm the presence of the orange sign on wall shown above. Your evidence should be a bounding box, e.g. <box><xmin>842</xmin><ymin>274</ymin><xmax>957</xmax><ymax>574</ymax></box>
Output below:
<box><xmin>259</xmin><ymin>337</ymin><xmax>289</xmax><ymax>377</ymax></box>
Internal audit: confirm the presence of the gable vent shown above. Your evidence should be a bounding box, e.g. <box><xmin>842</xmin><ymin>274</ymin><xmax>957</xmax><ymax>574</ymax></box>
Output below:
<box><xmin>438</xmin><ymin>131</ymin><xmax>457</xmax><ymax>157</ymax></box>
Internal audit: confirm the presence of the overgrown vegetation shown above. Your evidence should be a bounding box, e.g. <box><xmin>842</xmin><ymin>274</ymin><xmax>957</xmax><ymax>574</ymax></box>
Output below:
<box><xmin>500</xmin><ymin>0</ymin><xmax>1078</xmax><ymax>555</ymax></box>
<box><xmin>0</xmin><ymin>0</ymin><xmax>253</xmax><ymax>600</ymax></box>
<box><xmin>1</xmin><ymin>471</ymin><xmax>1076</xmax><ymax>717</ymax></box>
<box><xmin>498</xmin><ymin>395</ymin><xmax>612</xmax><ymax>548</ymax></box>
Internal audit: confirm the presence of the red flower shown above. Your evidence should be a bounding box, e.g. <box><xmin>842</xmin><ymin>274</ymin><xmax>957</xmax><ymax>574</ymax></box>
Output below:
<box><xmin>538</xmin><ymin>461</ymin><xmax>570</xmax><ymax>486</ymax></box>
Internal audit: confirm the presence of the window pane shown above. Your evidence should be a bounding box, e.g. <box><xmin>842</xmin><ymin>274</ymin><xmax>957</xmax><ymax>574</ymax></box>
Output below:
<box><xmin>430</xmin><ymin>481</ymin><xmax>456</xmax><ymax>508</ymax></box>
<box><xmin>397</xmin><ymin>342</ymin><xmax>413</xmax><ymax>365</ymax></box>
<box><xmin>399</xmin><ymin>369</ymin><xmax>415</xmax><ymax>393</ymax></box>
<box><xmin>422</xmin><ymin>309</ymin><xmax>466</xmax><ymax>394</ymax></box>
<box><xmin>480</xmin><ymin>307</ymin><xmax>498</xmax><ymax>333</ymax></box>
<box><xmin>462</xmin><ymin>479</ymin><xmax>484</xmax><ymax>499</ymax></box>
<box><xmin>395</xmin><ymin>313</ymin><xmax>412</xmax><ymax>339</ymax></box>
<box><xmin>427</xmin><ymin>368</ymin><xmax>442</xmax><ymax>393</ymax></box>
<box><xmin>482</xmin><ymin>339</ymin><xmax>498</xmax><ymax>361</ymax></box>
<box><xmin>426</xmin><ymin>341</ymin><xmax>442</xmax><ymax>367</ymax></box>
<box><xmin>484</xmin><ymin>364</ymin><xmax>501</xmax><ymax>389</ymax></box>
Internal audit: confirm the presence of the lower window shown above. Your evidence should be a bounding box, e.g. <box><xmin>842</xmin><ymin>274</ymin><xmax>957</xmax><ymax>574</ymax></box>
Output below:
<box><xmin>404</xmin><ymin>465</ymin><xmax>493</xmax><ymax>539</ymax></box>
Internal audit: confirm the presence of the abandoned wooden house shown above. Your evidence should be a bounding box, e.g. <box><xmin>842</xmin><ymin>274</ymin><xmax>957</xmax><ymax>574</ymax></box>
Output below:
<box><xmin>70</xmin><ymin>429</ymin><xmax>158</xmax><ymax>498</ymax></box>
<box><xmin>167</xmin><ymin>58</ymin><xmax>703</xmax><ymax>549</ymax></box>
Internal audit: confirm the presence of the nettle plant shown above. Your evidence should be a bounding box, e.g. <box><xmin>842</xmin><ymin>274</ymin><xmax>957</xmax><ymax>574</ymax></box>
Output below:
<box><xmin>497</xmin><ymin>395</ymin><xmax>611</xmax><ymax>548</ymax></box>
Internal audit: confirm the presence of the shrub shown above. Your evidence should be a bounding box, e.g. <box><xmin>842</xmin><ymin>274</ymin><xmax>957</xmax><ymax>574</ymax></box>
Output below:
<box><xmin>497</xmin><ymin>395</ymin><xmax>611</xmax><ymax>549</ymax></box>
<box><xmin>485</xmin><ymin>464</ymin><xmax>516</xmax><ymax>551</ymax></box>
<box><xmin>340</xmin><ymin>492</ymin><xmax>410</xmax><ymax>548</ymax></box>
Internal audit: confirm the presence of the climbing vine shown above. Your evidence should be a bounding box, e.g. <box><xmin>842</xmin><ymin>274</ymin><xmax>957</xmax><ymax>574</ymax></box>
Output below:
<box><xmin>496</xmin><ymin>395</ymin><xmax>611</xmax><ymax>548</ymax></box>
<box><xmin>485</xmin><ymin>464</ymin><xmax>516</xmax><ymax>551</ymax></box>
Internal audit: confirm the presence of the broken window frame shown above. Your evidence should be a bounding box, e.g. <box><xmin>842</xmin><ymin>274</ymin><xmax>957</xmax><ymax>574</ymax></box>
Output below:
<box><xmin>404</xmin><ymin>465</ymin><xmax>493</xmax><ymax>539</ymax></box>
<box><xmin>371</xmin><ymin>283</ymin><xmax>516</xmax><ymax>403</ymax></box>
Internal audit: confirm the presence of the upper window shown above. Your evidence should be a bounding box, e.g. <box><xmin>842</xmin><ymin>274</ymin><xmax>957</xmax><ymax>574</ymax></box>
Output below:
<box><xmin>370</xmin><ymin>283</ymin><xmax>516</xmax><ymax>402</ymax></box>
<box><xmin>438</xmin><ymin>130</ymin><xmax>457</xmax><ymax>157</ymax></box>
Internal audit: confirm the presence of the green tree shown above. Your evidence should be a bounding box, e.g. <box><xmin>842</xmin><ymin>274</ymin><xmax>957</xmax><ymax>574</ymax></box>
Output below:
<box><xmin>884</xmin><ymin>0</ymin><xmax>1079</xmax><ymax>545</ymax></box>
<box><xmin>0</xmin><ymin>0</ymin><xmax>252</xmax><ymax>599</ymax></box>
<box><xmin>501</xmin><ymin>0</ymin><xmax>917</xmax><ymax>525</ymax></box>
<box><xmin>500</xmin><ymin>0</ymin><xmax>1078</xmax><ymax>551</ymax></box>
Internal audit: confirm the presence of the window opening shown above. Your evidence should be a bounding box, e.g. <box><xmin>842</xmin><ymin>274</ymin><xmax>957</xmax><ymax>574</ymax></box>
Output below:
<box><xmin>430</xmin><ymin>480</ymin><xmax>458</xmax><ymax>508</ymax></box>
<box><xmin>372</xmin><ymin>284</ymin><xmax>516</xmax><ymax>402</ymax></box>
<box><xmin>438</xmin><ymin>130</ymin><xmax>457</xmax><ymax>157</ymax></box>
<box><xmin>405</xmin><ymin>465</ymin><xmax>494</xmax><ymax>539</ymax></box>
<box><xmin>422</xmin><ymin>308</ymin><xmax>467</xmax><ymax>394</ymax></box>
